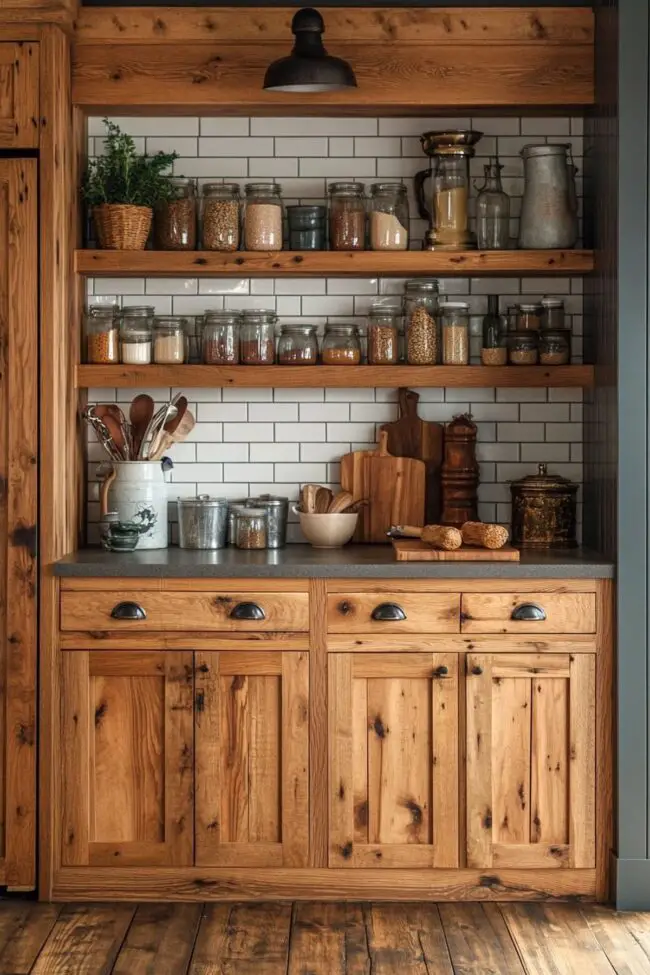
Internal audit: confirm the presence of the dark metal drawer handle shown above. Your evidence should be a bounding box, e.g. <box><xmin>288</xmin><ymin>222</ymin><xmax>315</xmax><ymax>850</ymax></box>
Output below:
<box><xmin>371</xmin><ymin>602</ymin><xmax>407</xmax><ymax>622</ymax></box>
<box><xmin>229</xmin><ymin>601</ymin><xmax>266</xmax><ymax>621</ymax></box>
<box><xmin>511</xmin><ymin>603</ymin><xmax>547</xmax><ymax>622</ymax></box>
<box><xmin>110</xmin><ymin>601</ymin><xmax>146</xmax><ymax>621</ymax></box>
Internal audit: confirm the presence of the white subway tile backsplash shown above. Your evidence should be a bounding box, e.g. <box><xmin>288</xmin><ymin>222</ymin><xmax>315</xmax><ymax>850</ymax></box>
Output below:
<box><xmin>197</xmin><ymin>443</ymin><xmax>248</xmax><ymax>463</ymax></box>
<box><xmin>498</xmin><ymin>422</ymin><xmax>545</xmax><ymax>442</ymax></box>
<box><xmin>300</xmin><ymin>403</ymin><xmax>349</xmax><ymax>422</ymax></box>
<box><xmin>249</xmin><ymin>158</ymin><xmax>298</xmax><ymax>178</ymax></box>
<box><xmin>249</xmin><ymin>403</ymin><xmax>298</xmax><ymax>422</ymax></box>
<box><xmin>198</xmin><ymin>403</ymin><xmax>247</xmax><ymax>422</ymax></box>
<box><xmin>355</xmin><ymin>136</ymin><xmax>401</xmax><ymax>157</ymax></box>
<box><xmin>199</xmin><ymin>137</ymin><xmax>273</xmax><ymax>157</ymax></box>
<box><xmin>200</xmin><ymin>118</ymin><xmax>250</xmax><ymax>136</ymax></box>
<box><xmin>276</xmin><ymin>423</ymin><xmax>325</xmax><ymax>442</ymax></box>
<box><xmin>329</xmin><ymin>137</ymin><xmax>354</xmax><ymax>156</ymax></box>
<box><xmin>224</xmin><ymin>422</ymin><xmax>274</xmax><ymax>442</ymax></box>
<box><xmin>276</xmin><ymin>137</ymin><xmax>329</xmax><ymax>157</ymax></box>
<box><xmin>224</xmin><ymin>463</ymin><xmax>274</xmax><ymax>482</ymax></box>
<box><xmin>275</xmin><ymin>463</ymin><xmax>328</xmax><ymax>482</ymax></box>
<box><xmin>250</xmin><ymin>442</ymin><xmax>300</xmax><ymax>463</ymax></box>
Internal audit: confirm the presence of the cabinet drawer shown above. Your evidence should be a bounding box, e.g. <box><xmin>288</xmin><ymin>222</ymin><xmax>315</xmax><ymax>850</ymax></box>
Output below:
<box><xmin>461</xmin><ymin>592</ymin><xmax>596</xmax><ymax>634</ymax></box>
<box><xmin>61</xmin><ymin>590</ymin><xmax>309</xmax><ymax>632</ymax></box>
<box><xmin>327</xmin><ymin>592</ymin><xmax>460</xmax><ymax>633</ymax></box>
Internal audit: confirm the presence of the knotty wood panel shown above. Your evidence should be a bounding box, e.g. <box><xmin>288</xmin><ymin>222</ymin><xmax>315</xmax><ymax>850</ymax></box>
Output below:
<box><xmin>195</xmin><ymin>650</ymin><xmax>309</xmax><ymax>868</ymax></box>
<box><xmin>327</xmin><ymin>592</ymin><xmax>460</xmax><ymax>634</ymax></box>
<box><xmin>0</xmin><ymin>43</ymin><xmax>38</xmax><ymax>148</ymax></box>
<box><xmin>329</xmin><ymin>653</ymin><xmax>458</xmax><ymax>869</ymax></box>
<box><xmin>461</xmin><ymin>592</ymin><xmax>596</xmax><ymax>633</ymax></box>
<box><xmin>466</xmin><ymin>652</ymin><xmax>595</xmax><ymax>871</ymax></box>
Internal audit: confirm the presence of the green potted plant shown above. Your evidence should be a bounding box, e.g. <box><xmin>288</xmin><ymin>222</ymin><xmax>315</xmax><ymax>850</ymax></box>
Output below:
<box><xmin>83</xmin><ymin>119</ymin><xmax>179</xmax><ymax>250</ymax></box>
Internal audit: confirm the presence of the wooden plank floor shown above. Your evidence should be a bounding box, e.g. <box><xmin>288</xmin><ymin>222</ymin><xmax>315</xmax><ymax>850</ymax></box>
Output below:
<box><xmin>0</xmin><ymin>901</ymin><xmax>649</xmax><ymax>974</ymax></box>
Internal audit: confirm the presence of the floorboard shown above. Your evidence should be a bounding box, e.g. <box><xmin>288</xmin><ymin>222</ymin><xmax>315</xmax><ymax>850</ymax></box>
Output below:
<box><xmin>0</xmin><ymin>903</ymin><xmax>61</xmax><ymax>975</ymax></box>
<box><xmin>29</xmin><ymin>904</ymin><xmax>134</xmax><ymax>975</ymax></box>
<box><xmin>112</xmin><ymin>903</ymin><xmax>202</xmax><ymax>975</ymax></box>
<box><xmin>439</xmin><ymin>903</ymin><xmax>525</xmax><ymax>974</ymax></box>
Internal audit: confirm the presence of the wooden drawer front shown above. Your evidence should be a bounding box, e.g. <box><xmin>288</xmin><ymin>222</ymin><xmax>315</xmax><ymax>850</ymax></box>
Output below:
<box><xmin>61</xmin><ymin>590</ymin><xmax>309</xmax><ymax>632</ymax></box>
<box><xmin>327</xmin><ymin>593</ymin><xmax>460</xmax><ymax>634</ymax></box>
<box><xmin>461</xmin><ymin>592</ymin><xmax>596</xmax><ymax>634</ymax></box>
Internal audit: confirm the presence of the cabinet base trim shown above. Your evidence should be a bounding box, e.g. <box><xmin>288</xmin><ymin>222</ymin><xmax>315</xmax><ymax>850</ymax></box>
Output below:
<box><xmin>614</xmin><ymin>856</ymin><xmax>650</xmax><ymax>910</ymax></box>
<box><xmin>51</xmin><ymin>867</ymin><xmax>597</xmax><ymax>903</ymax></box>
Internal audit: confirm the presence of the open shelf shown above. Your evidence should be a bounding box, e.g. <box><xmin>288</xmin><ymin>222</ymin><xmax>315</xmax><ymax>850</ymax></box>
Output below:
<box><xmin>75</xmin><ymin>249</ymin><xmax>595</xmax><ymax>278</ymax></box>
<box><xmin>76</xmin><ymin>364</ymin><xmax>595</xmax><ymax>389</ymax></box>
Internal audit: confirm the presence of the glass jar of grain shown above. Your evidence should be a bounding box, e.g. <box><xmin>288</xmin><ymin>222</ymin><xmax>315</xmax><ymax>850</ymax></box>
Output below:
<box><xmin>153</xmin><ymin>316</ymin><xmax>187</xmax><ymax>364</ymax></box>
<box><xmin>202</xmin><ymin>310</ymin><xmax>240</xmax><ymax>365</ymax></box>
<box><xmin>508</xmin><ymin>331</ymin><xmax>539</xmax><ymax>365</ymax></box>
<box><xmin>540</xmin><ymin>296</ymin><xmax>566</xmax><ymax>331</ymax></box>
<box><xmin>201</xmin><ymin>183</ymin><xmax>241</xmax><ymax>252</ymax></box>
<box><xmin>367</xmin><ymin>306</ymin><xmax>400</xmax><ymax>364</ymax></box>
<box><xmin>369</xmin><ymin>183</ymin><xmax>409</xmax><ymax>251</ymax></box>
<box><xmin>85</xmin><ymin>306</ymin><xmax>119</xmax><ymax>364</ymax></box>
<box><xmin>154</xmin><ymin>178</ymin><xmax>197</xmax><ymax>251</ymax></box>
<box><xmin>440</xmin><ymin>302</ymin><xmax>470</xmax><ymax>365</ymax></box>
<box><xmin>321</xmin><ymin>324</ymin><xmax>362</xmax><ymax>365</ymax></box>
<box><xmin>328</xmin><ymin>182</ymin><xmax>366</xmax><ymax>251</ymax></box>
<box><xmin>404</xmin><ymin>279</ymin><xmax>439</xmax><ymax>364</ymax></box>
<box><xmin>240</xmin><ymin>309</ymin><xmax>277</xmax><ymax>364</ymax></box>
<box><xmin>277</xmin><ymin>324</ymin><xmax>319</xmax><ymax>365</ymax></box>
<box><xmin>539</xmin><ymin>329</ymin><xmax>570</xmax><ymax>365</ymax></box>
<box><xmin>234</xmin><ymin>507</ymin><xmax>268</xmax><ymax>549</ymax></box>
<box><xmin>243</xmin><ymin>183</ymin><xmax>283</xmax><ymax>251</ymax></box>
<box><xmin>517</xmin><ymin>303</ymin><xmax>542</xmax><ymax>331</ymax></box>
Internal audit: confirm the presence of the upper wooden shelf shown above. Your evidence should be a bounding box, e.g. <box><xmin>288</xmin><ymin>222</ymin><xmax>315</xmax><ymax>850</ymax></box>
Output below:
<box><xmin>75</xmin><ymin>250</ymin><xmax>594</xmax><ymax>279</ymax></box>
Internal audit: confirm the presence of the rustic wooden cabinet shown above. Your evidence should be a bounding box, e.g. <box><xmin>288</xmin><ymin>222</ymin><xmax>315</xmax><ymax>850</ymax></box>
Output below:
<box><xmin>0</xmin><ymin>43</ymin><xmax>39</xmax><ymax>148</ymax></box>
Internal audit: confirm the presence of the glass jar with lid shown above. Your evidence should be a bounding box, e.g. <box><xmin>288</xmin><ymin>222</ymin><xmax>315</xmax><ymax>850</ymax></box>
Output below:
<box><xmin>234</xmin><ymin>507</ymin><xmax>268</xmax><ymax>549</ymax></box>
<box><xmin>202</xmin><ymin>310</ymin><xmax>240</xmax><ymax>364</ymax></box>
<box><xmin>540</xmin><ymin>296</ymin><xmax>566</xmax><ymax>331</ymax></box>
<box><xmin>85</xmin><ymin>306</ymin><xmax>119</xmax><ymax>364</ymax></box>
<box><xmin>277</xmin><ymin>324</ymin><xmax>319</xmax><ymax>365</ymax></box>
<box><xmin>120</xmin><ymin>321</ymin><xmax>152</xmax><ymax>365</ymax></box>
<box><xmin>403</xmin><ymin>279</ymin><xmax>439</xmax><ymax>364</ymax></box>
<box><xmin>154</xmin><ymin>178</ymin><xmax>197</xmax><ymax>251</ymax></box>
<box><xmin>440</xmin><ymin>301</ymin><xmax>470</xmax><ymax>365</ymax></box>
<box><xmin>328</xmin><ymin>182</ymin><xmax>366</xmax><ymax>251</ymax></box>
<box><xmin>539</xmin><ymin>329</ymin><xmax>570</xmax><ymax>365</ymax></box>
<box><xmin>481</xmin><ymin>294</ymin><xmax>507</xmax><ymax>365</ymax></box>
<box><xmin>240</xmin><ymin>309</ymin><xmax>277</xmax><ymax>364</ymax></box>
<box><xmin>369</xmin><ymin>183</ymin><xmax>409</xmax><ymax>251</ymax></box>
<box><xmin>201</xmin><ymin>183</ymin><xmax>241</xmax><ymax>252</ymax></box>
<box><xmin>367</xmin><ymin>306</ymin><xmax>400</xmax><ymax>364</ymax></box>
<box><xmin>153</xmin><ymin>315</ymin><xmax>187</xmax><ymax>364</ymax></box>
<box><xmin>243</xmin><ymin>183</ymin><xmax>283</xmax><ymax>251</ymax></box>
<box><xmin>509</xmin><ymin>331</ymin><xmax>539</xmax><ymax>365</ymax></box>
<box><xmin>321</xmin><ymin>324</ymin><xmax>362</xmax><ymax>365</ymax></box>
<box><xmin>517</xmin><ymin>303</ymin><xmax>542</xmax><ymax>331</ymax></box>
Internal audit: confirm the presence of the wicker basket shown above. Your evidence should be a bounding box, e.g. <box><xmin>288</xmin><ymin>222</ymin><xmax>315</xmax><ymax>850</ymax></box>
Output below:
<box><xmin>93</xmin><ymin>204</ymin><xmax>152</xmax><ymax>250</ymax></box>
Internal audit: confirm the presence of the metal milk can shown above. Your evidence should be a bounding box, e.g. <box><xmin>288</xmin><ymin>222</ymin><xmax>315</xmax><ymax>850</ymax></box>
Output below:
<box><xmin>518</xmin><ymin>145</ymin><xmax>578</xmax><ymax>249</ymax></box>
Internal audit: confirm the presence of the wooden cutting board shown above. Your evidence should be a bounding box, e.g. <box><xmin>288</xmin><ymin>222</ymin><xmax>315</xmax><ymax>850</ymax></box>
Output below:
<box><xmin>380</xmin><ymin>388</ymin><xmax>444</xmax><ymax>524</ymax></box>
<box><xmin>341</xmin><ymin>431</ymin><xmax>425</xmax><ymax>543</ymax></box>
<box><xmin>392</xmin><ymin>539</ymin><xmax>521</xmax><ymax>561</ymax></box>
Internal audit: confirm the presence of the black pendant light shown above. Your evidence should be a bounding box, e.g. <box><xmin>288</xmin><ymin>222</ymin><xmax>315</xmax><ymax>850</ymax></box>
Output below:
<box><xmin>263</xmin><ymin>8</ymin><xmax>357</xmax><ymax>93</ymax></box>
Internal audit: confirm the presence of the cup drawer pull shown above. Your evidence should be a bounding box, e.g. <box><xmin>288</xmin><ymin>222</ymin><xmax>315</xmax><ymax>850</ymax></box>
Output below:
<box><xmin>229</xmin><ymin>601</ymin><xmax>266</xmax><ymax>621</ymax></box>
<box><xmin>371</xmin><ymin>602</ymin><xmax>407</xmax><ymax>622</ymax></box>
<box><xmin>511</xmin><ymin>603</ymin><xmax>547</xmax><ymax>622</ymax></box>
<box><xmin>110</xmin><ymin>601</ymin><xmax>147</xmax><ymax>621</ymax></box>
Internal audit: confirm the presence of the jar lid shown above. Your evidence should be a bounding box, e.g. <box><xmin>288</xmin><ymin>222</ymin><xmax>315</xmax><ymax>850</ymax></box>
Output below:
<box><xmin>440</xmin><ymin>301</ymin><xmax>469</xmax><ymax>311</ymax></box>
<box><xmin>154</xmin><ymin>315</ymin><xmax>188</xmax><ymax>327</ymax></box>
<box><xmin>328</xmin><ymin>181</ymin><xmax>365</xmax><ymax>195</ymax></box>
<box><xmin>405</xmin><ymin>278</ymin><xmax>439</xmax><ymax>293</ymax></box>
<box><xmin>279</xmin><ymin>323</ymin><xmax>317</xmax><ymax>332</ymax></box>
<box><xmin>240</xmin><ymin>308</ymin><xmax>278</xmax><ymax>322</ymax></box>
<box><xmin>245</xmin><ymin>182</ymin><xmax>282</xmax><ymax>195</ymax></box>
<box><xmin>287</xmin><ymin>205</ymin><xmax>326</xmax><ymax>216</ymax></box>
<box><xmin>122</xmin><ymin>327</ymin><xmax>151</xmax><ymax>340</ymax></box>
<box><xmin>178</xmin><ymin>495</ymin><xmax>229</xmax><ymax>508</ymax></box>
<box><xmin>122</xmin><ymin>306</ymin><xmax>155</xmax><ymax>318</ymax></box>
<box><xmin>88</xmin><ymin>304</ymin><xmax>118</xmax><ymax>317</ymax></box>
<box><xmin>519</xmin><ymin>303</ymin><xmax>541</xmax><ymax>312</ymax></box>
<box><xmin>325</xmin><ymin>322</ymin><xmax>358</xmax><ymax>332</ymax></box>
<box><xmin>370</xmin><ymin>182</ymin><xmax>407</xmax><ymax>194</ymax></box>
<box><xmin>510</xmin><ymin>463</ymin><xmax>578</xmax><ymax>491</ymax></box>
<box><xmin>541</xmin><ymin>296</ymin><xmax>564</xmax><ymax>307</ymax></box>
<box><xmin>203</xmin><ymin>181</ymin><xmax>240</xmax><ymax>193</ymax></box>
<box><xmin>204</xmin><ymin>310</ymin><xmax>241</xmax><ymax>324</ymax></box>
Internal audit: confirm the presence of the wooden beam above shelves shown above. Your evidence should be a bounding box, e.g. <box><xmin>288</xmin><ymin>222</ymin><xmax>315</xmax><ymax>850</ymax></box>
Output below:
<box><xmin>76</xmin><ymin>364</ymin><xmax>595</xmax><ymax>390</ymax></box>
<box><xmin>75</xmin><ymin>250</ymin><xmax>594</xmax><ymax>279</ymax></box>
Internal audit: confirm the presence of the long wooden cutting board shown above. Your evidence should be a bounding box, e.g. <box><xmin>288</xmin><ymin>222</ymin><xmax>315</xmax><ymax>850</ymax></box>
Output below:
<box><xmin>341</xmin><ymin>431</ymin><xmax>425</xmax><ymax>542</ymax></box>
<box><xmin>392</xmin><ymin>539</ymin><xmax>521</xmax><ymax>561</ymax></box>
<box><xmin>380</xmin><ymin>388</ymin><xmax>444</xmax><ymax>524</ymax></box>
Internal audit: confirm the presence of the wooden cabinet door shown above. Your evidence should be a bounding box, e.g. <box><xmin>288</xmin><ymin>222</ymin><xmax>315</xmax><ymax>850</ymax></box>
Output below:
<box><xmin>329</xmin><ymin>653</ymin><xmax>459</xmax><ymax>868</ymax></box>
<box><xmin>61</xmin><ymin>651</ymin><xmax>194</xmax><ymax>868</ymax></box>
<box><xmin>0</xmin><ymin>159</ymin><xmax>37</xmax><ymax>889</ymax></box>
<box><xmin>466</xmin><ymin>652</ymin><xmax>595</xmax><ymax>869</ymax></box>
<box><xmin>195</xmin><ymin>651</ymin><xmax>309</xmax><ymax>868</ymax></box>
<box><xmin>0</xmin><ymin>44</ymin><xmax>38</xmax><ymax>148</ymax></box>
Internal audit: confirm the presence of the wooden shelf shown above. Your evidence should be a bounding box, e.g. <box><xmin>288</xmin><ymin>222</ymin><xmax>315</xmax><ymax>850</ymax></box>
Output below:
<box><xmin>76</xmin><ymin>364</ymin><xmax>595</xmax><ymax>389</ymax></box>
<box><xmin>75</xmin><ymin>250</ymin><xmax>594</xmax><ymax>278</ymax></box>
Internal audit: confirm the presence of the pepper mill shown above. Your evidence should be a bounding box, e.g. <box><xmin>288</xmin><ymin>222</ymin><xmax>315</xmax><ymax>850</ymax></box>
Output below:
<box><xmin>441</xmin><ymin>413</ymin><xmax>479</xmax><ymax>526</ymax></box>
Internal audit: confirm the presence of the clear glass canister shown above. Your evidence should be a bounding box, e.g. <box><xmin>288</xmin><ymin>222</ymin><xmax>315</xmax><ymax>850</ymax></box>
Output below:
<box><xmin>440</xmin><ymin>302</ymin><xmax>470</xmax><ymax>365</ymax></box>
<box><xmin>509</xmin><ymin>330</ymin><xmax>539</xmax><ymax>365</ymax></box>
<box><xmin>321</xmin><ymin>324</ymin><xmax>362</xmax><ymax>365</ymax></box>
<box><xmin>202</xmin><ymin>310</ymin><xmax>240</xmax><ymax>364</ymax></box>
<box><xmin>240</xmin><ymin>309</ymin><xmax>277</xmax><ymax>364</ymax></box>
<box><xmin>367</xmin><ymin>307</ymin><xmax>400</xmax><ymax>364</ymax></box>
<box><xmin>404</xmin><ymin>279</ymin><xmax>439</xmax><ymax>364</ymax></box>
<box><xmin>120</xmin><ymin>323</ymin><xmax>152</xmax><ymax>365</ymax></box>
<box><xmin>517</xmin><ymin>303</ymin><xmax>542</xmax><ymax>331</ymax></box>
<box><xmin>369</xmin><ymin>183</ymin><xmax>409</xmax><ymax>251</ymax></box>
<box><xmin>243</xmin><ymin>183</ymin><xmax>283</xmax><ymax>251</ymax></box>
<box><xmin>153</xmin><ymin>316</ymin><xmax>187</xmax><ymax>364</ymax></box>
<box><xmin>328</xmin><ymin>182</ymin><xmax>366</xmax><ymax>251</ymax></box>
<box><xmin>85</xmin><ymin>306</ymin><xmax>119</xmax><ymax>364</ymax></box>
<box><xmin>201</xmin><ymin>183</ymin><xmax>241</xmax><ymax>252</ymax></box>
<box><xmin>154</xmin><ymin>178</ymin><xmax>197</xmax><ymax>251</ymax></box>
<box><xmin>277</xmin><ymin>324</ymin><xmax>319</xmax><ymax>365</ymax></box>
<box><xmin>539</xmin><ymin>329</ymin><xmax>570</xmax><ymax>365</ymax></box>
<box><xmin>234</xmin><ymin>507</ymin><xmax>268</xmax><ymax>549</ymax></box>
<box><xmin>540</xmin><ymin>296</ymin><xmax>565</xmax><ymax>331</ymax></box>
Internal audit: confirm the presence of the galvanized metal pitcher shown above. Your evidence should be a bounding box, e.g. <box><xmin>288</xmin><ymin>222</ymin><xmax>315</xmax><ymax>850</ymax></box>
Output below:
<box><xmin>518</xmin><ymin>145</ymin><xmax>578</xmax><ymax>249</ymax></box>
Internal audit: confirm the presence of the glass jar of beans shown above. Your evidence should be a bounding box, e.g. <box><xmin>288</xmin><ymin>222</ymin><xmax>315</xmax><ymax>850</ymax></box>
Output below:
<box><xmin>367</xmin><ymin>306</ymin><xmax>400</xmax><ymax>364</ymax></box>
<box><xmin>201</xmin><ymin>183</ymin><xmax>241</xmax><ymax>252</ymax></box>
<box><xmin>440</xmin><ymin>302</ymin><xmax>470</xmax><ymax>365</ymax></box>
<box><xmin>539</xmin><ymin>329</ymin><xmax>570</xmax><ymax>365</ymax></box>
<box><xmin>243</xmin><ymin>183</ymin><xmax>284</xmax><ymax>251</ymax></box>
<box><xmin>85</xmin><ymin>306</ymin><xmax>119</xmax><ymax>364</ymax></box>
<box><xmin>154</xmin><ymin>178</ymin><xmax>198</xmax><ymax>251</ymax></box>
<box><xmin>321</xmin><ymin>324</ymin><xmax>362</xmax><ymax>365</ymax></box>
<box><xmin>508</xmin><ymin>331</ymin><xmax>539</xmax><ymax>365</ymax></box>
<box><xmin>328</xmin><ymin>182</ymin><xmax>366</xmax><ymax>251</ymax></box>
<box><xmin>404</xmin><ymin>279</ymin><xmax>439</xmax><ymax>364</ymax></box>
<box><xmin>240</xmin><ymin>309</ymin><xmax>277</xmax><ymax>364</ymax></box>
<box><xmin>234</xmin><ymin>507</ymin><xmax>268</xmax><ymax>549</ymax></box>
<box><xmin>202</xmin><ymin>311</ymin><xmax>240</xmax><ymax>365</ymax></box>
<box><xmin>277</xmin><ymin>324</ymin><xmax>319</xmax><ymax>365</ymax></box>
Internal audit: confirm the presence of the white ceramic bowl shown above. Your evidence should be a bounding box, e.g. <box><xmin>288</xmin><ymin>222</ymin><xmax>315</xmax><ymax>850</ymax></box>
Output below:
<box><xmin>293</xmin><ymin>506</ymin><xmax>358</xmax><ymax>548</ymax></box>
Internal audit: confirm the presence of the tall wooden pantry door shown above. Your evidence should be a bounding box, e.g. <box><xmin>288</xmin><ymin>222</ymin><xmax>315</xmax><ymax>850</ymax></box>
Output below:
<box><xmin>0</xmin><ymin>159</ymin><xmax>38</xmax><ymax>888</ymax></box>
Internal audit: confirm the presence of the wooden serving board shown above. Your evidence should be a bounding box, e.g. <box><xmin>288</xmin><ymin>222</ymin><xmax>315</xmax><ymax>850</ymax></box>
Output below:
<box><xmin>392</xmin><ymin>539</ymin><xmax>521</xmax><ymax>561</ymax></box>
<box><xmin>380</xmin><ymin>388</ymin><xmax>444</xmax><ymax>524</ymax></box>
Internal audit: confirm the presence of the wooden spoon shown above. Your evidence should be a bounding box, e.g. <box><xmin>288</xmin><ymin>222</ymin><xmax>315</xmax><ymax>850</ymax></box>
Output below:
<box><xmin>101</xmin><ymin>413</ymin><xmax>127</xmax><ymax>460</ymax></box>
<box><xmin>150</xmin><ymin>396</ymin><xmax>189</xmax><ymax>459</ymax></box>
<box><xmin>315</xmin><ymin>487</ymin><xmax>334</xmax><ymax>513</ymax></box>
<box><xmin>129</xmin><ymin>394</ymin><xmax>154</xmax><ymax>459</ymax></box>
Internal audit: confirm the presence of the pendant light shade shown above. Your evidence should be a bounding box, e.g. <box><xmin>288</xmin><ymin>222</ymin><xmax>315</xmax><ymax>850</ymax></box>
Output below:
<box><xmin>263</xmin><ymin>8</ymin><xmax>357</xmax><ymax>93</ymax></box>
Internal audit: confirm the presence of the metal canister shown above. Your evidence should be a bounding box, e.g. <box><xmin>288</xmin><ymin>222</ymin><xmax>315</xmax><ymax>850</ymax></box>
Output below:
<box><xmin>246</xmin><ymin>495</ymin><xmax>289</xmax><ymax>549</ymax></box>
<box><xmin>177</xmin><ymin>495</ymin><xmax>229</xmax><ymax>549</ymax></box>
<box><xmin>510</xmin><ymin>464</ymin><xmax>578</xmax><ymax>548</ymax></box>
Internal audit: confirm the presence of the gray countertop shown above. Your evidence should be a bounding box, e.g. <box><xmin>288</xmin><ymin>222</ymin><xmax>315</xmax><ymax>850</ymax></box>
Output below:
<box><xmin>53</xmin><ymin>545</ymin><xmax>615</xmax><ymax>579</ymax></box>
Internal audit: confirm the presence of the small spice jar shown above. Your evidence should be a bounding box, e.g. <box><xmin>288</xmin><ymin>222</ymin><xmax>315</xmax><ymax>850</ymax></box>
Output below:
<box><xmin>440</xmin><ymin>302</ymin><xmax>470</xmax><ymax>365</ymax></box>
<box><xmin>328</xmin><ymin>182</ymin><xmax>366</xmax><ymax>251</ymax></box>
<box><xmin>367</xmin><ymin>307</ymin><xmax>400</xmax><ymax>364</ymax></box>
<box><xmin>120</xmin><ymin>323</ymin><xmax>152</xmax><ymax>365</ymax></box>
<box><xmin>153</xmin><ymin>316</ymin><xmax>187</xmax><ymax>364</ymax></box>
<box><xmin>154</xmin><ymin>178</ymin><xmax>197</xmax><ymax>251</ymax></box>
<box><xmin>321</xmin><ymin>324</ymin><xmax>362</xmax><ymax>365</ymax></box>
<box><xmin>277</xmin><ymin>324</ymin><xmax>319</xmax><ymax>365</ymax></box>
<box><xmin>539</xmin><ymin>329</ymin><xmax>570</xmax><ymax>365</ymax></box>
<box><xmin>403</xmin><ymin>279</ymin><xmax>439</xmax><ymax>365</ymax></box>
<box><xmin>517</xmin><ymin>303</ymin><xmax>542</xmax><ymax>331</ymax></box>
<box><xmin>85</xmin><ymin>306</ymin><xmax>119</xmax><ymax>364</ymax></box>
<box><xmin>234</xmin><ymin>507</ymin><xmax>268</xmax><ymax>549</ymax></box>
<box><xmin>240</xmin><ymin>309</ymin><xmax>277</xmax><ymax>364</ymax></box>
<box><xmin>287</xmin><ymin>205</ymin><xmax>326</xmax><ymax>250</ymax></box>
<box><xmin>202</xmin><ymin>310</ymin><xmax>240</xmax><ymax>365</ymax></box>
<box><xmin>243</xmin><ymin>183</ymin><xmax>283</xmax><ymax>251</ymax></box>
<box><xmin>508</xmin><ymin>330</ymin><xmax>539</xmax><ymax>365</ymax></box>
<box><xmin>510</xmin><ymin>463</ymin><xmax>578</xmax><ymax>548</ymax></box>
<box><xmin>369</xmin><ymin>183</ymin><xmax>410</xmax><ymax>251</ymax></box>
<box><xmin>540</xmin><ymin>296</ymin><xmax>566</xmax><ymax>331</ymax></box>
<box><xmin>201</xmin><ymin>183</ymin><xmax>241</xmax><ymax>252</ymax></box>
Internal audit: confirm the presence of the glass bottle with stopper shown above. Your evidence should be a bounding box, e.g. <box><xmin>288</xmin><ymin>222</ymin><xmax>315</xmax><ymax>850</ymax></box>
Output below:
<box><xmin>475</xmin><ymin>157</ymin><xmax>510</xmax><ymax>250</ymax></box>
<box><xmin>414</xmin><ymin>130</ymin><xmax>482</xmax><ymax>251</ymax></box>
